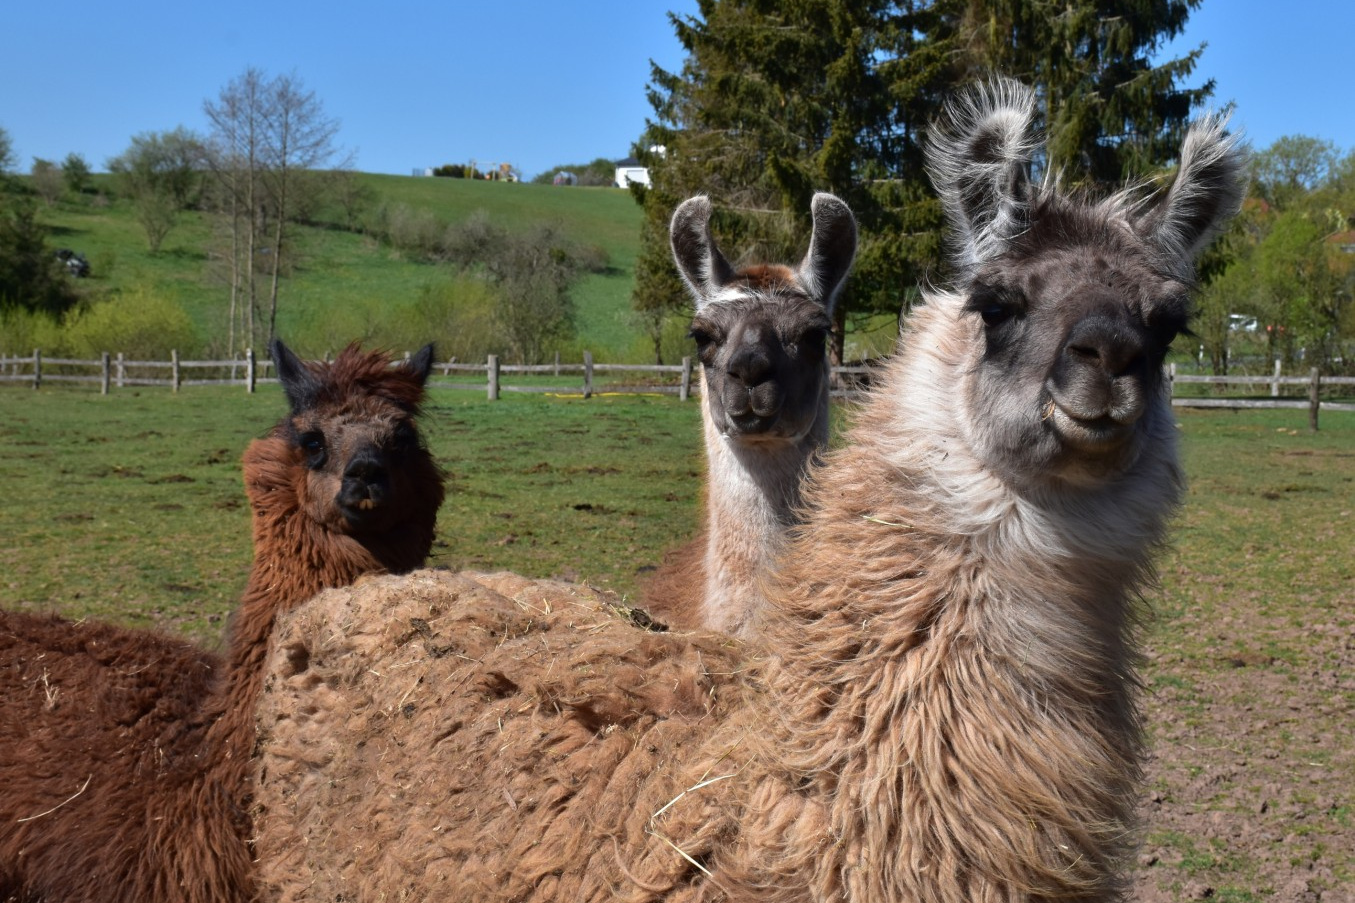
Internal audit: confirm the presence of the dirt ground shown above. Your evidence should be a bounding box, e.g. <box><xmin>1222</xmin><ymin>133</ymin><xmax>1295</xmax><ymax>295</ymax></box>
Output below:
<box><xmin>1134</xmin><ymin>594</ymin><xmax>1354</xmax><ymax>902</ymax></box>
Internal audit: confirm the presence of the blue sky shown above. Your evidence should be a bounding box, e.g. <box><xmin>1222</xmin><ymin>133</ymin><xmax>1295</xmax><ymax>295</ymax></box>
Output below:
<box><xmin>2</xmin><ymin>1</ymin><xmax>1351</xmax><ymax>181</ymax></box>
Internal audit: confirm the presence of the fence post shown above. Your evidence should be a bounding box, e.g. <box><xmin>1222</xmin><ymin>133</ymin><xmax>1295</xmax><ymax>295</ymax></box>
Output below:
<box><xmin>487</xmin><ymin>355</ymin><xmax>500</xmax><ymax>400</ymax></box>
<box><xmin>1166</xmin><ymin>362</ymin><xmax>1175</xmax><ymax>400</ymax></box>
<box><xmin>101</xmin><ymin>351</ymin><xmax>111</xmax><ymax>395</ymax></box>
<box><xmin>553</xmin><ymin>350</ymin><xmax>560</xmax><ymax>377</ymax></box>
<box><xmin>171</xmin><ymin>349</ymin><xmax>181</xmax><ymax>393</ymax></box>
<box><xmin>116</xmin><ymin>352</ymin><xmax>125</xmax><ymax>388</ymax></box>
<box><xmin>583</xmin><ymin>351</ymin><xmax>594</xmax><ymax>399</ymax></box>
<box><xmin>1308</xmin><ymin>367</ymin><xmax>1321</xmax><ymax>432</ymax></box>
<box><xmin>680</xmin><ymin>356</ymin><xmax>692</xmax><ymax>402</ymax></box>
<box><xmin>1271</xmin><ymin>358</ymin><xmax>1282</xmax><ymax>398</ymax></box>
<box><xmin>33</xmin><ymin>349</ymin><xmax>41</xmax><ymax>390</ymax></box>
<box><xmin>246</xmin><ymin>348</ymin><xmax>257</xmax><ymax>394</ymax></box>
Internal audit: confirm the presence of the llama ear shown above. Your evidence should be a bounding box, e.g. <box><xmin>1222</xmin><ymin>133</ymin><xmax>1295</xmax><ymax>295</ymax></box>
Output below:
<box><xmin>271</xmin><ymin>339</ymin><xmax>321</xmax><ymax>413</ymax></box>
<box><xmin>670</xmin><ymin>195</ymin><xmax>737</xmax><ymax>311</ymax></box>
<box><xmin>1136</xmin><ymin>113</ymin><xmax>1248</xmax><ymax>266</ymax></box>
<box><xmin>404</xmin><ymin>343</ymin><xmax>435</xmax><ymax>386</ymax></box>
<box><xmin>927</xmin><ymin>78</ymin><xmax>1040</xmax><ymax>272</ymax></box>
<box><xmin>798</xmin><ymin>193</ymin><xmax>857</xmax><ymax>316</ymax></box>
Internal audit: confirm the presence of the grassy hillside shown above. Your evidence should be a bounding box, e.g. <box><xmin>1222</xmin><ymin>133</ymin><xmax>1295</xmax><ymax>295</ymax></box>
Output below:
<box><xmin>30</xmin><ymin>174</ymin><xmax>647</xmax><ymax>360</ymax></box>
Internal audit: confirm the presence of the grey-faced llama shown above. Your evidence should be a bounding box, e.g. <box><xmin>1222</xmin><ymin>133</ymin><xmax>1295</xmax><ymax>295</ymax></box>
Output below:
<box><xmin>251</xmin><ymin>79</ymin><xmax>1244</xmax><ymax>903</ymax></box>
<box><xmin>643</xmin><ymin>192</ymin><xmax>857</xmax><ymax>634</ymax></box>
<box><xmin>0</xmin><ymin>341</ymin><xmax>444</xmax><ymax>903</ymax></box>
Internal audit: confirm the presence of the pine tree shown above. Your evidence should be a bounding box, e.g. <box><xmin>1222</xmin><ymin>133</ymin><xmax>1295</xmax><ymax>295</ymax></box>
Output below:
<box><xmin>0</xmin><ymin>197</ymin><xmax>79</xmax><ymax>318</ymax></box>
<box><xmin>634</xmin><ymin>0</ymin><xmax>1213</xmax><ymax>361</ymax></box>
<box><xmin>943</xmin><ymin>0</ymin><xmax>1212</xmax><ymax>184</ymax></box>
<box><xmin>635</xmin><ymin>0</ymin><xmax>951</xmax><ymax>364</ymax></box>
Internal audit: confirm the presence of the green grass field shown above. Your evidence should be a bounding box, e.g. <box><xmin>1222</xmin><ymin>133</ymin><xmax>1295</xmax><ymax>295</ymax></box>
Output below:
<box><xmin>34</xmin><ymin>175</ymin><xmax>646</xmax><ymax>360</ymax></box>
<box><xmin>3</xmin><ymin>384</ymin><xmax>1348</xmax><ymax>644</ymax></box>
<box><xmin>0</xmin><ymin>381</ymin><xmax>704</xmax><ymax>644</ymax></box>
<box><xmin>2</xmin><ymin>384</ymin><xmax>1351</xmax><ymax>897</ymax></box>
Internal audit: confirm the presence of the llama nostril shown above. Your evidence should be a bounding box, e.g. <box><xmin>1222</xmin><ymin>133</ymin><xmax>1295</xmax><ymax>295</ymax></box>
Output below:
<box><xmin>343</xmin><ymin>455</ymin><xmax>387</xmax><ymax>485</ymax></box>
<box><xmin>1064</xmin><ymin>319</ymin><xmax>1145</xmax><ymax>378</ymax></box>
<box><xmin>727</xmin><ymin>354</ymin><xmax>772</xmax><ymax>388</ymax></box>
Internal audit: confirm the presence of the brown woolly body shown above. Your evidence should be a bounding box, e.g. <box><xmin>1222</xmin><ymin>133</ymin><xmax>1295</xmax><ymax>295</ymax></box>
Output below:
<box><xmin>252</xmin><ymin>324</ymin><xmax>1172</xmax><ymax>903</ymax></box>
<box><xmin>252</xmin><ymin>81</ymin><xmax>1245</xmax><ymax>903</ymax></box>
<box><xmin>0</xmin><ymin>343</ymin><xmax>442</xmax><ymax>903</ymax></box>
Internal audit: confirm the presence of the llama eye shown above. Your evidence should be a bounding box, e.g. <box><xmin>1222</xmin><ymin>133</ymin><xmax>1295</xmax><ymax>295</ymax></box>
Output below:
<box><xmin>688</xmin><ymin>327</ymin><xmax>714</xmax><ymax>348</ymax></box>
<box><xmin>298</xmin><ymin>431</ymin><xmax>326</xmax><ymax>466</ymax></box>
<box><xmin>978</xmin><ymin>302</ymin><xmax>1017</xmax><ymax>328</ymax></box>
<box><xmin>965</xmin><ymin>286</ymin><xmax>1022</xmax><ymax>328</ymax></box>
<box><xmin>391</xmin><ymin>423</ymin><xmax>419</xmax><ymax>450</ymax></box>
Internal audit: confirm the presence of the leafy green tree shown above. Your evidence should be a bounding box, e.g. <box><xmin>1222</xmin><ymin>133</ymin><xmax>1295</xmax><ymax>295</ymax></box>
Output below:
<box><xmin>108</xmin><ymin>128</ymin><xmax>206</xmax><ymax>252</ymax></box>
<box><xmin>0</xmin><ymin>196</ymin><xmax>79</xmax><ymax>317</ymax></box>
<box><xmin>1251</xmin><ymin>135</ymin><xmax>1339</xmax><ymax>210</ymax></box>
<box><xmin>1202</xmin><ymin>136</ymin><xmax>1355</xmax><ymax>375</ymax></box>
<box><xmin>62</xmin><ymin>153</ymin><xmax>92</xmax><ymax>196</ymax></box>
<box><xmin>107</xmin><ymin>127</ymin><xmax>205</xmax><ymax>209</ymax></box>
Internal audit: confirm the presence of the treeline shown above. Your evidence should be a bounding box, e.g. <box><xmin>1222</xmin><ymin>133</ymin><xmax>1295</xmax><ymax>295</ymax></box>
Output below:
<box><xmin>629</xmin><ymin>1</ymin><xmax>1354</xmax><ymax>374</ymax></box>
<box><xmin>1196</xmin><ymin>137</ymin><xmax>1355</xmax><ymax>374</ymax></box>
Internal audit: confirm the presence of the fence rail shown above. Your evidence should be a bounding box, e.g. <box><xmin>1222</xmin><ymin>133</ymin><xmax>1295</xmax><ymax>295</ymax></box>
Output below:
<box><xmin>3</xmin><ymin>350</ymin><xmax>1352</xmax><ymax>423</ymax></box>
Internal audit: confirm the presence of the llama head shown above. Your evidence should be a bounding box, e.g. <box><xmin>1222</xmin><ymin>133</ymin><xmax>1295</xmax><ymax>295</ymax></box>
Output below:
<box><xmin>924</xmin><ymin>78</ymin><xmax>1246</xmax><ymax>485</ymax></box>
<box><xmin>269</xmin><ymin>340</ymin><xmax>444</xmax><ymax>537</ymax></box>
<box><xmin>670</xmin><ymin>193</ymin><xmax>857</xmax><ymax>443</ymax></box>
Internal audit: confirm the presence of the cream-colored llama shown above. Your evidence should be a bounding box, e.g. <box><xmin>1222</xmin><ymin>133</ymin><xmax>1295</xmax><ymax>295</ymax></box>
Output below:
<box><xmin>644</xmin><ymin>192</ymin><xmax>856</xmax><ymax>634</ymax></box>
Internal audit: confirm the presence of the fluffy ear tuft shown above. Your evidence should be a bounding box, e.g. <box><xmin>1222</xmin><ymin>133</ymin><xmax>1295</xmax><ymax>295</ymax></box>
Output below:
<box><xmin>670</xmin><ymin>195</ymin><xmax>737</xmax><ymax>309</ymax></box>
<box><xmin>1137</xmin><ymin>113</ymin><xmax>1248</xmax><ymax>269</ymax></box>
<box><xmin>271</xmin><ymin>339</ymin><xmax>321</xmax><ymax>414</ymax></box>
<box><xmin>798</xmin><ymin>193</ymin><xmax>858</xmax><ymax>315</ymax></box>
<box><xmin>926</xmin><ymin>78</ymin><xmax>1040</xmax><ymax>273</ymax></box>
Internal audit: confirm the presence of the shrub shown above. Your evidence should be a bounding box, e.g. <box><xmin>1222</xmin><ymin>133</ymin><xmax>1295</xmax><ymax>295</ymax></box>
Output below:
<box><xmin>0</xmin><ymin>308</ymin><xmax>66</xmax><ymax>356</ymax></box>
<box><xmin>62</xmin><ymin>286</ymin><xmax>200</xmax><ymax>360</ymax></box>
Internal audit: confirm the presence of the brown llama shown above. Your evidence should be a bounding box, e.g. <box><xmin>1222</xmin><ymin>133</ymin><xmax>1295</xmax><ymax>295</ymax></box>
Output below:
<box><xmin>642</xmin><ymin>192</ymin><xmax>856</xmax><ymax>634</ymax></box>
<box><xmin>0</xmin><ymin>340</ymin><xmax>444</xmax><ymax>903</ymax></box>
<box><xmin>251</xmin><ymin>79</ymin><xmax>1246</xmax><ymax>902</ymax></box>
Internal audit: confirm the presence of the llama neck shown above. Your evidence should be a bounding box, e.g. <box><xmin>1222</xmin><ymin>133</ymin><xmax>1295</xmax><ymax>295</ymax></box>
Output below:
<box><xmin>207</xmin><ymin>438</ymin><xmax>432</xmax><ymax>767</ymax></box>
<box><xmin>699</xmin><ymin>374</ymin><xmax>827</xmax><ymax>636</ymax></box>
<box><xmin>749</xmin><ymin>315</ymin><xmax>1180</xmax><ymax>899</ymax></box>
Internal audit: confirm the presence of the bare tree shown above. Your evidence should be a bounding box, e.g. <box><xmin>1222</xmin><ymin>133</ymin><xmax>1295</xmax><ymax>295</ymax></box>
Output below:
<box><xmin>204</xmin><ymin>67</ymin><xmax>268</xmax><ymax>356</ymax></box>
<box><xmin>259</xmin><ymin>72</ymin><xmax>347</xmax><ymax>345</ymax></box>
<box><xmin>203</xmin><ymin>68</ymin><xmax>345</xmax><ymax>353</ymax></box>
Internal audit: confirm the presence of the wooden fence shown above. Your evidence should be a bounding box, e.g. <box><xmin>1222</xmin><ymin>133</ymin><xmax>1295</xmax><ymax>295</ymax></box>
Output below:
<box><xmin>0</xmin><ymin>349</ymin><xmax>876</xmax><ymax>402</ymax></box>
<box><xmin>2</xmin><ymin>349</ymin><xmax>1352</xmax><ymax>423</ymax></box>
<box><xmin>0</xmin><ymin>349</ymin><xmax>274</xmax><ymax>393</ymax></box>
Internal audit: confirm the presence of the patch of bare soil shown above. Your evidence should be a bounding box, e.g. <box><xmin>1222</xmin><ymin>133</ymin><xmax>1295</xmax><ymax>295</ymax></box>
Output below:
<box><xmin>1134</xmin><ymin>614</ymin><xmax>1355</xmax><ymax>901</ymax></box>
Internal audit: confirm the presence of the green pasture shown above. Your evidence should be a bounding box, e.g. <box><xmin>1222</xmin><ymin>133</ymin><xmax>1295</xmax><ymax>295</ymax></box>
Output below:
<box><xmin>1</xmin><ymin>384</ymin><xmax>1351</xmax><ymax>897</ymax></box>
<box><xmin>0</xmin><ymin>381</ymin><xmax>704</xmax><ymax>643</ymax></box>
<box><xmin>3</xmin><ymin>383</ymin><xmax>1348</xmax><ymax>643</ymax></box>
